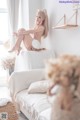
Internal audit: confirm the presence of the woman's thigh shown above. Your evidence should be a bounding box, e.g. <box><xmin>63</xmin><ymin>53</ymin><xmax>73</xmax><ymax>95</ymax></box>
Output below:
<box><xmin>23</xmin><ymin>34</ymin><xmax>33</xmax><ymax>50</ymax></box>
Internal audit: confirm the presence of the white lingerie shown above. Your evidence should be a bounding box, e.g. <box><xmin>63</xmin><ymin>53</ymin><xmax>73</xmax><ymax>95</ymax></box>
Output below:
<box><xmin>32</xmin><ymin>39</ymin><xmax>41</xmax><ymax>49</ymax></box>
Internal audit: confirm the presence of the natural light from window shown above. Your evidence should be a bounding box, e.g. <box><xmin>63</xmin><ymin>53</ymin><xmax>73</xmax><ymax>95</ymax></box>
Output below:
<box><xmin>0</xmin><ymin>0</ymin><xmax>9</xmax><ymax>81</ymax></box>
<box><xmin>0</xmin><ymin>0</ymin><xmax>9</xmax><ymax>43</ymax></box>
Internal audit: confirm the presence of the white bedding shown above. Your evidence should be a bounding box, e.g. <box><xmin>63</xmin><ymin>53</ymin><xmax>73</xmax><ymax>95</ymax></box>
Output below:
<box><xmin>38</xmin><ymin>108</ymin><xmax>51</xmax><ymax>120</ymax></box>
<box><xmin>16</xmin><ymin>89</ymin><xmax>51</xmax><ymax>120</ymax></box>
<box><xmin>14</xmin><ymin>50</ymin><xmax>55</xmax><ymax>71</ymax></box>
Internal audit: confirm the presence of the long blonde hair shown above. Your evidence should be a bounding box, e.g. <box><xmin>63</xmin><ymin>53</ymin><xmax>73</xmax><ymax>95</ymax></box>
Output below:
<box><xmin>36</xmin><ymin>9</ymin><xmax>49</xmax><ymax>39</ymax></box>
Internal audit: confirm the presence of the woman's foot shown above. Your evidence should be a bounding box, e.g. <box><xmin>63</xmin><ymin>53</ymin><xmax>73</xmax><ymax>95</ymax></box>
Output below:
<box><xmin>8</xmin><ymin>47</ymin><xmax>15</xmax><ymax>52</ymax></box>
<box><xmin>8</xmin><ymin>47</ymin><xmax>22</xmax><ymax>55</ymax></box>
<box><xmin>13</xmin><ymin>32</ymin><xmax>18</xmax><ymax>37</ymax></box>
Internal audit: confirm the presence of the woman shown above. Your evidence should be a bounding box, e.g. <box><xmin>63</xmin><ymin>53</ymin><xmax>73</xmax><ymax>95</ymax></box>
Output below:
<box><xmin>9</xmin><ymin>9</ymin><xmax>48</xmax><ymax>54</ymax></box>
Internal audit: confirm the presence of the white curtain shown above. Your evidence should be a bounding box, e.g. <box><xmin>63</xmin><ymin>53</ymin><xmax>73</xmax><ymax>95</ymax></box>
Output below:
<box><xmin>20</xmin><ymin>0</ymin><xmax>29</xmax><ymax>29</ymax></box>
<box><xmin>7</xmin><ymin>0</ymin><xmax>20</xmax><ymax>48</ymax></box>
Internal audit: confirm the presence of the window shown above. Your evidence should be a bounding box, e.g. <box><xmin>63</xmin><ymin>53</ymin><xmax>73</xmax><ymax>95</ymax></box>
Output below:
<box><xmin>0</xmin><ymin>0</ymin><xmax>9</xmax><ymax>44</ymax></box>
<box><xmin>0</xmin><ymin>0</ymin><xmax>9</xmax><ymax>80</ymax></box>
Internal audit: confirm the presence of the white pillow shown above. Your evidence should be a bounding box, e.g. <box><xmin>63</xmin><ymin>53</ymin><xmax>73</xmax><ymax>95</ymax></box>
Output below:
<box><xmin>27</xmin><ymin>80</ymin><xmax>50</xmax><ymax>94</ymax></box>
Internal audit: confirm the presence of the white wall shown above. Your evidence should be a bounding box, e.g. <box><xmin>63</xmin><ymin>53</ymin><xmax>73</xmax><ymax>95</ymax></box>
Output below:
<box><xmin>42</xmin><ymin>0</ymin><xmax>80</xmax><ymax>56</ymax></box>
<box><xmin>29</xmin><ymin>0</ymin><xmax>42</xmax><ymax>28</ymax></box>
<box><xmin>20</xmin><ymin>0</ymin><xmax>42</xmax><ymax>29</ymax></box>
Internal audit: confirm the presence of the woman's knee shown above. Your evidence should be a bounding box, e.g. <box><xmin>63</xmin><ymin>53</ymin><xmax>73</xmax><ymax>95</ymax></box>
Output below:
<box><xmin>16</xmin><ymin>33</ymin><xmax>24</xmax><ymax>40</ymax></box>
<box><xmin>18</xmin><ymin>28</ymin><xmax>26</xmax><ymax>33</ymax></box>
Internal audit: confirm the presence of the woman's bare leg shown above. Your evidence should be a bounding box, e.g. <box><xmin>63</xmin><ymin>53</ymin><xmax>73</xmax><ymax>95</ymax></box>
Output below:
<box><xmin>24</xmin><ymin>35</ymin><xmax>46</xmax><ymax>51</ymax></box>
<box><xmin>23</xmin><ymin>34</ymin><xmax>33</xmax><ymax>50</ymax></box>
<box><xmin>9</xmin><ymin>34</ymin><xmax>24</xmax><ymax>53</ymax></box>
<box><xmin>23</xmin><ymin>34</ymin><xmax>46</xmax><ymax>51</ymax></box>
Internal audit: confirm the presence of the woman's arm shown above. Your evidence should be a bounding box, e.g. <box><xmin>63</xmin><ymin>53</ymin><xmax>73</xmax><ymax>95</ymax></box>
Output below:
<box><xmin>22</xmin><ymin>26</ymin><xmax>44</xmax><ymax>34</ymax></box>
<box><xmin>13</xmin><ymin>26</ymin><xmax>44</xmax><ymax>38</ymax></box>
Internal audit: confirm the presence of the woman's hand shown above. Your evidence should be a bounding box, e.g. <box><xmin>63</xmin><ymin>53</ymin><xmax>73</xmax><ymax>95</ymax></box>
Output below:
<box><xmin>13</xmin><ymin>32</ymin><xmax>18</xmax><ymax>37</ymax></box>
<box><xmin>14</xmin><ymin>28</ymin><xmax>27</xmax><ymax>36</ymax></box>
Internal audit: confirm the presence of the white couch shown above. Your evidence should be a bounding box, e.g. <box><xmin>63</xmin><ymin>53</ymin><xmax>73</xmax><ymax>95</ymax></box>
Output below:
<box><xmin>9</xmin><ymin>68</ymin><xmax>80</xmax><ymax>120</ymax></box>
<box><xmin>9</xmin><ymin>69</ymin><xmax>52</xmax><ymax>120</ymax></box>
<box><xmin>11</xmin><ymin>49</ymin><xmax>55</xmax><ymax>120</ymax></box>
